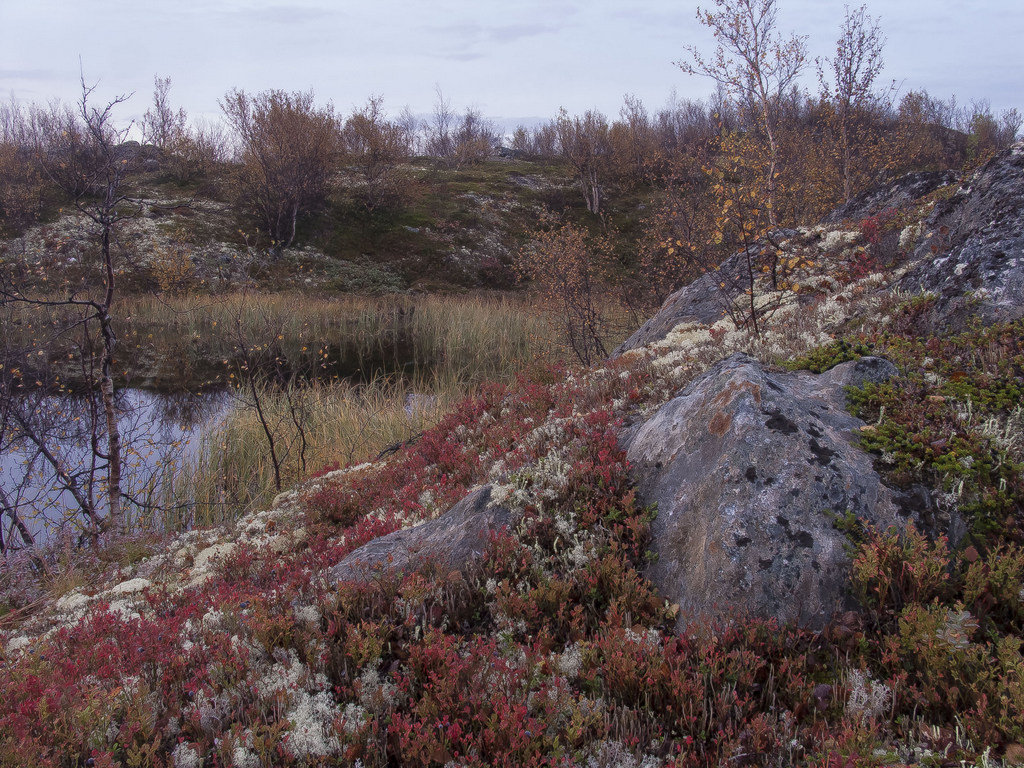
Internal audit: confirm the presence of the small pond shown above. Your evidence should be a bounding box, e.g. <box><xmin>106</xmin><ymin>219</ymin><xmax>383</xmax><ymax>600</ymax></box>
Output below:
<box><xmin>1</xmin><ymin>389</ymin><xmax>230</xmax><ymax>546</ymax></box>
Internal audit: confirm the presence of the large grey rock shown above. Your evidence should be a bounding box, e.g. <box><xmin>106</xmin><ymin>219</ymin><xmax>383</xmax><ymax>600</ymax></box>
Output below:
<box><xmin>821</xmin><ymin>169</ymin><xmax>958</xmax><ymax>225</ymax></box>
<box><xmin>898</xmin><ymin>142</ymin><xmax>1024</xmax><ymax>328</ymax></box>
<box><xmin>613</xmin><ymin>235</ymin><xmax>794</xmax><ymax>355</ymax></box>
<box><xmin>626</xmin><ymin>354</ymin><xmax>904</xmax><ymax>631</ymax></box>
<box><xmin>329</xmin><ymin>485</ymin><xmax>509</xmax><ymax>583</ymax></box>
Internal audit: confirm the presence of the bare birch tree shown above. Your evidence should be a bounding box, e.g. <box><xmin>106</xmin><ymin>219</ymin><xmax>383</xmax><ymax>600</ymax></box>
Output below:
<box><xmin>555</xmin><ymin>109</ymin><xmax>611</xmax><ymax>215</ymax></box>
<box><xmin>1</xmin><ymin>76</ymin><xmax>136</xmax><ymax>535</ymax></box>
<box><xmin>220</xmin><ymin>89</ymin><xmax>338</xmax><ymax>254</ymax></box>
<box><xmin>818</xmin><ymin>5</ymin><xmax>889</xmax><ymax>202</ymax></box>
<box><xmin>678</xmin><ymin>0</ymin><xmax>807</xmax><ymax>225</ymax></box>
<box><xmin>142</xmin><ymin>75</ymin><xmax>188</xmax><ymax>154</ymax></box>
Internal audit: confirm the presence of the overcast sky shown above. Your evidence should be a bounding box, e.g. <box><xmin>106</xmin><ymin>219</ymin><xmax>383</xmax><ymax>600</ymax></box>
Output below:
<box><xmin>1</xmin><ymin>0</ymin><xmax>1021</xmax><ymax>130</ymax></box>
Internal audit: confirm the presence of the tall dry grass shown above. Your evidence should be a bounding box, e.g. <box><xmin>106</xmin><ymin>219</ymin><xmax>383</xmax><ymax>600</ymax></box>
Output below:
<box><xmin>118</xmin><ymin>291</ymin><xmax>557</xmax><ymax>387</ymax></box>
<box><xmin>5</xmin><ymin>290</ymin><xmax>631</xmax><ymax>532</ymax></box>
<box><xmin>155</xmin><ymin>371</ymin><xmax>467</xmax><ymax>527</ymax></box>
<box><xmin>116</xmin><ymin>291</ymin><xmax>566</xmax><ymax>528</ymax></box>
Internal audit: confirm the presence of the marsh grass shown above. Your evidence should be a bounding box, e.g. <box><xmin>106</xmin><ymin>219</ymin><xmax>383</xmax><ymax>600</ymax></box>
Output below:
<box><xmin>5</xmin><ymin>290</ymin><xmax>630</xmax><ymax>391</ymax></box>
<box><xmin>152</xmin><ymin>371</ymin><xmax>467</xmax><ymax>527</ymax></box>
<box><xmin>119</xmin><ymin>291</ymin><xmax>560</xmax><ymax>389</ymax></box>
<box><xmin>4</xmin><ymin>290</ymin><xmax>632</xmax><ymax>533</ymax></box>
<box><xmin>108</xmin><ymin>291</ymin><xmax>566</xmax><ymax>528</ymax></box>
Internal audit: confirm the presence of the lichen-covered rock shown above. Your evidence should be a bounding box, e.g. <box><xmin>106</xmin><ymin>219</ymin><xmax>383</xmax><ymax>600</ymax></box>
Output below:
<box><xmin>614</xmin><ymin>230</ymin><xmax>813</xmax><ymax>356</ymax></box>
<box><xmin>821</xmin><ymin>169</ymin><xmax>958</xmax><ymax>225</ymax></box>
<box><xmin>613</xmin><ymin>234</ymin><xmax>795</xmax><ymax>356</ymax></box>
<box><xmin>329</xmin><ymin>485</ymin><xmax>509</xmax><ymax>583</ymax></box>
<box><xmin>614</xmin><ymin>167</ymin><xmax>967</xmax><ymax>357</ymax></box>
<box><xmin>625</xmin><ymin>353</ymin><xmax>904</xmax><ymax>631</ymax></box>
<box><xmin>614</xmin><ymin>270</ymin><xmax>731</xmax><ymax>355</ymax></box>
<box><xmin>899</xmin><ymin>141</ymin><xmax>1024</xmax><ymax>327</ymax></box>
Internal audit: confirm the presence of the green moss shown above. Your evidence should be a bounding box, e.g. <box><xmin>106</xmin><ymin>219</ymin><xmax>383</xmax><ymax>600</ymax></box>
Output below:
<box><xmin>810</xmin><ymin>319</ymin><xmax>1024</xmax><ymax>542</ymax></box>
<box><xmin>828</xmin><ymin>509</ymin><xmax>869</xmax><ymax>554</ymax></box>
<box><xmin>785</xmin><ymin>338</ymin><xmax>876</xmax><ymax>373</ymax></box>
<box><xmin>848</xmin><ymin>378</ymin><xmax>1023</xmax><ymax>540</ymax></box>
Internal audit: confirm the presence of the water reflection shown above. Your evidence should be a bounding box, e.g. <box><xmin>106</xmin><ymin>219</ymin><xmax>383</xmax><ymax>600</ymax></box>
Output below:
<box><xmin>114</xmin><ymin>388</ymin><xmax>230</xmax><ymax>434</ymax></box>
<box><xmin>149</xmin><ymin>389</ymin><xmax>228</xmax><ymax>431</ymax></box>
<box><xmin>1</xmin><ymin>389</ymin><xmax>229</xmax><ymax>546</ymax></box>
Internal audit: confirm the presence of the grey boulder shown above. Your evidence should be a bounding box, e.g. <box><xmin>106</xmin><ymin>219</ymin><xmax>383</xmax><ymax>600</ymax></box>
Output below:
<box><xmin>821</xmin><ymin>169</ymin><xmax>958</xmax><ymax>225</ymax></box>
<box><xmin>613</xmin><ymin>237</ymin><xmax>792</xmax><ymax>356</ymax></box>
<box><xmin>625</xmin><ymin>354</ymin><xmax>904</xmax><ymax>631</ymax></box>
<box><xmin>613</xmin><ymin>270</ymin><xmax>731</xmax><ymax>355</ymax></box>
<box><xmin>329</xmin><ymin>485</ymin><xmax>509</xmax><ymax>584</ymax></box>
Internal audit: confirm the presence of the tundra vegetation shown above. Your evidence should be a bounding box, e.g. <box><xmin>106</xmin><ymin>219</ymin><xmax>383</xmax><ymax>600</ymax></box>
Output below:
<box><xmin>0</xmin><ymin>0</ymin><xmax>1023</xmax><ymax>765</ymax></box>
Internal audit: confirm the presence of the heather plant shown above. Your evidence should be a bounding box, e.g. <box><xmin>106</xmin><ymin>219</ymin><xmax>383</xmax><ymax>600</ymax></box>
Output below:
<box><xmin>783</xmin><ymin>338</ymin><xmax>875</xmax><ymax>374</ymax></box>
<box><xmin>781</xmin><ymin>316</ymin><xmax>1024</xmax><ymax>752</ymax></box>
<box><xmin>848</xmin><ymin>524</ymin><xmax>1024</xmax><ymax>747</ymax></box>
<box><xmin>851</xmin><ymin>524</ymin><xmax>953</xmax><ymax>621</ymax></box>
<box><xmin>847</xmin><ymin>384</ymin><xmax>1023</xmax><ymax>537</ymax></box>
<box><xmin>789</xmin><ymin>319</ymin><xmax>1024</xmax><ymax>540</ymax></box>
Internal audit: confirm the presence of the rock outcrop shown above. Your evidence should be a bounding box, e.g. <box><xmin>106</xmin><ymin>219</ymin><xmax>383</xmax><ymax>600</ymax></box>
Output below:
<box><xmin>821</xmin><ymin>169</ymin><xmax>958</xmax><ymax>225</ymax></box>
<box><xmin>899</xmin><ymin>141</ymin><xmax>1024</xmax><ymax>327</ymax></box>
<box><xmin>328</xmin><ymin>355</ymin><xmax>913</xmax><ymax>631</ymax></box>
<box><xmin>624</xmin><ymin>354</ymin><xmax>904</xmax><ymax>631</ymax></box>
<box><xmin>613</xmin><ymin>165</ymin><xmax>973</xmax><ymax>357</ymax></box>
<box><xmin>614</xmin><ymin>270</ymin><xmax>731</xmax><ymax>355</ymax></box>
<box><xmin>613</xmin><ymin>235</ymin><xmax>794</xmax><ymax>356</ymax></box>
<box><xmin>329</xmin><ymin>485</ymin><xmax>509</xmax><ymax>584</ymax></box>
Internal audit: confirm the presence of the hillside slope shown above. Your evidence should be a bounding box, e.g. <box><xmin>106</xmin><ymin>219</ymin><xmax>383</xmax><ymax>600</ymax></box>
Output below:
<box><xmin>2</xmin><ymin>145</ymin><xmax>1023</xmax><ymax>767</ymax></box>
<box><xmin>0</xmin><ymin>158</ymin><xmax>640</xmax><ymax>295</ymax></box>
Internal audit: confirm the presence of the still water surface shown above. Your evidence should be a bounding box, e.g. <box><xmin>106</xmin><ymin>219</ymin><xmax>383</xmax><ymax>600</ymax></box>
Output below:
<box><xmin>1</xmin><ymin>389</ymin><xmax>229</xmax><ymax>545</ymax></box>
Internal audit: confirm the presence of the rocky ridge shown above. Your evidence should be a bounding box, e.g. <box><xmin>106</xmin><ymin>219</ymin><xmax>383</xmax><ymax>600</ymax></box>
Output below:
<box><xmin>618</xmin><ymin>142</ymin><xmax>1024</xmax><ymax>355</ymax></box>
<box><xmin>898</xmin><ymin>141</ymin><xmax>1024</xmax><ymax>327</ymax></box>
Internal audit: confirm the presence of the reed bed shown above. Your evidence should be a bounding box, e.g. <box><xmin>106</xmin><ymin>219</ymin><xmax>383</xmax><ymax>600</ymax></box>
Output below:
<box><xmin>5</xmin><ymin>290</ymin><xmax>632</xmax><ymax>533</ymax></box>
<box><xmin>117</xmin><ymin>291</ymin><xmax>558</xmax><ymax>388</ymax></box>
<box><xmin>151</xmin><ymin>371</ymin><xmax>466</xmax><ymax>528</ymax></box>
<box><xmin>122</xmin><ymin>291</ymin><xmax>561</xmax><ymax>528</ymax></box>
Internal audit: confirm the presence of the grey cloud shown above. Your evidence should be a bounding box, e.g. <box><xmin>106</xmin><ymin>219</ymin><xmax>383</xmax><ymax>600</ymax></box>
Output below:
<box><xmin>251</xmin><ymin>5</ymin><xmax>336</xmax><ymax>24</ymax></box>
<box><xmin>435</xmin><ymin>50</ymin><xmax>486</xmax><ymax>63</ymax></box>
<box><xmin>421</xmin><ymin>19</ymin><xmax>557</xmax><ymax>63</ymax></box>
<box><xmin>205</xmin><ymin>2</ymin><xmax>335</xmax><ymax>25</ymax></box>
<box><xmin>426</xmin><ymin>20</ymin><xmax>559</xmax><ymax>45</ymax></box>
<box><xmin>427</xmin><ymin>21</ymin><xmax>483</xmax><ymax>39</ymax></box>
<box><xmin>608</xmin><ymin>7</ymin><xmax>689</xmax><ymax>27</ymax></box>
